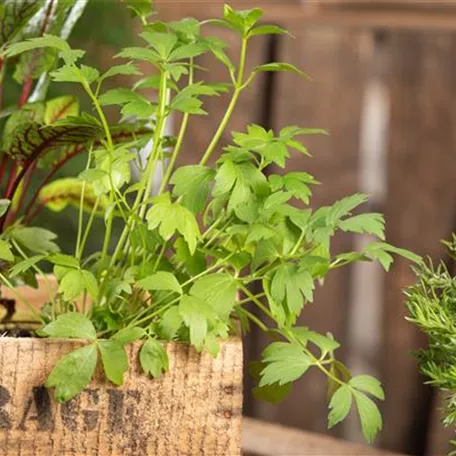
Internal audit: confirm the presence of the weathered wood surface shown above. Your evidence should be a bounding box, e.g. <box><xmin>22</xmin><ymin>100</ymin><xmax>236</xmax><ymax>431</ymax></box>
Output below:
<box><xmin>0</xmin><ymin>337</ymin><xmax>242</xmax><ymax>456</ymax></box>
<box><xmin>381</xmin><ymin>30</ymin><xmax>456</xmax><ymax>455</ymax></box>
<box><xmin>156</xmin><ymin>0</ymin><xmax>456</xmax><ymax>31</ymax></box>
<box><xmin>242</xmin><ymin>417</ymin><xmax>405</xmax><ymax>456</ymax></box>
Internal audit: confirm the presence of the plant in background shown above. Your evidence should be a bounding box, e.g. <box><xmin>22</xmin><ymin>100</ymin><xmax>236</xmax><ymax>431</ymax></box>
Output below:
<box><xmin>0</xmin><ymin>0</ymin><xmax>154</xmax><ymax>289</ymax></box>
<box><xmin>406</xmin><ymin>235</ymin><xmax>456</xmax><ymax>449</ymax></box>
<box><xmin>1</xmin><ymin>3</ymin><xmax>421</xmax><ymax>444</ymax></box>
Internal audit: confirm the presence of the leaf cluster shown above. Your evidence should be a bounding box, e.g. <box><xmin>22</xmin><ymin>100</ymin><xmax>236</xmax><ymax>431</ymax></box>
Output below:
<box><xmin>0</xmin><ymin>3</ymin><xmax>422</xmax><ymax>445</ymax></box>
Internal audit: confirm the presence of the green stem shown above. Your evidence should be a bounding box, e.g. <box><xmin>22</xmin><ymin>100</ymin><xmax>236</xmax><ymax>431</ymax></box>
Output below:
<box><xmin>239</xmin><ymin>308</ymin><xmax>268</xmax><ymax>332</ymax></box>
<box><xmin>199</xmin><ymin>36</ymin><xmax>248</xmax><ymax>166</ymax></box>
<box><xmin>78</xmin><ymin>197</ymin><xmax>101</xmax><ymax>260</ymax></box>
<box><xmin>0</xmin><ymin>273</ymin><xmax>43</xmax><ymax>323</ymax></box>
<box><xmin>239</xmin><ymin>283</ymin><xmax>274</xmax><ymax>320</ymax></box>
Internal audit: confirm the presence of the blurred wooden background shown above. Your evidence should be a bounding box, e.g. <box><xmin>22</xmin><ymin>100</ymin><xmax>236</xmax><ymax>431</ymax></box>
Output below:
<box><xmin>157</xmin><ymin>2</ymin><xmax>456</xmax><ymax>455</ymax></box>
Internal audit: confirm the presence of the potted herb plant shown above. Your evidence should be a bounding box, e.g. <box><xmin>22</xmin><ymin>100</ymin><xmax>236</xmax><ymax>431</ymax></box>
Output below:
<box><xmin>406</xmin><ymin>235</ymin><xmax>456</xmax><ymax>450</ymax></box>
<box><xmin>0</xmin><ymin>2</ymin><xmax>421</xmax><ymax>454</ymax></box>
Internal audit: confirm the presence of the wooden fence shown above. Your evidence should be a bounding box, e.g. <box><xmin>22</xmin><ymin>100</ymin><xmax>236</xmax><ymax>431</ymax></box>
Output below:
<box><xmin>157</xmin><ymin>2</ymin><xmax>456</xmax><ymax>455</ymax></box>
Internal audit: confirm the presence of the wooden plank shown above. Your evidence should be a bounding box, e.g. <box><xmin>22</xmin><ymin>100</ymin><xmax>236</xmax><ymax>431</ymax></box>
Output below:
<box><xmin>248</xmin><ymin>26</ymin><xmax>365</xmax><ymax>434</ymax></box>
<box><xmin>242</xmin><ymin>417</ymin><xmax>405</xmax><ymax>456</ymax></box>
<box><xmin>0</xmin><ymin>337</ymin><xmax>242</xmax><ymax>455</ymax></box>
<box><xmin>156</xmin><ymin>0</ymin><xmax>456</xmax><ymax>31</ymax></box>
<box><xmin>381</xmin><ymin>30</ymin><xmax>456</xmax><ymax>455</ymax></box>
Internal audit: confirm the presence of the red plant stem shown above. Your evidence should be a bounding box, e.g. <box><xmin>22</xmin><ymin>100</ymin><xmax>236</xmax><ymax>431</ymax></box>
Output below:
<box><xmin>19</xmin><ymin>78</ymin><xmax>33</xmax><ymax>107</ymax></box>
<box><xmin>5</xmin><ymin>162</ymin><xmax>18</xmax><ymax>198</ymax></box>
<box><xmin>24</xmin><ymin>145</ymin><xmax>84</xmax><ymax>223</ymax></box>
<box><xmin>0</xmin><ymin>155</ymin><xmax>9</xmax><ymax>190</ymax></box>
<box><xmin>15</xmin><ymin>160</ymin><xmax>36</xmax><ymax>216</ymax></box>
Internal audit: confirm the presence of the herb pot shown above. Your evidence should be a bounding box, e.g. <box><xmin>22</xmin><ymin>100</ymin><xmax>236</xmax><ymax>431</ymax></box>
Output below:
<box><xmin>0</xmin><ymin>336</ymin><xmax>242</xmax><ymax>455</ymax></box>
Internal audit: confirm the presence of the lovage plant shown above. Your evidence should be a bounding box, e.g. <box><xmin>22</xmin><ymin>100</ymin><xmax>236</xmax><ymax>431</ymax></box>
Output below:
<box><xmin>1</xmin><ymin>3</ymin><xmax>420</xmax><ymax>443</ymax></box>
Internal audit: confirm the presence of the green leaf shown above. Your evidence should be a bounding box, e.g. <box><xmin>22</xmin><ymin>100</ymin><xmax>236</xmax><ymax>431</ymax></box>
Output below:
<box><xmin>160</xmin><ymin>306</ymin><xmax>183</xmax><ymax>340</ymax></box>
<box><xmin>339</xmin><ymin>213</ymin><xmax>385</xmax><ymax>240</ymax></box>
<box><xmin>38</xmin><ymin>312</ymin><xmax>97</xmax><ymax>340</ymax></box>
<box><xmin>249</xmin><ymin>25</ymin><xmax>287</xmax><ymax>37</ymax></box>
<box><xmin>292</xmin><ymin>327</ymin><xmax>340</xmax><ymax>353</ymax></box>
<box><xmin>169</xmin><ymin>43</ymin><xmax>206</xmax><ymax>61</ymax></box>
<box><xmin>140</xmin><ymin>31</ymin><xmax>178</xmax><ymax>59</ymax></box>
<box><xmin>44</xmin><ymin>96</ymin><xmax>79</xmax><ymax>125</ymax></box>
<box><xmin>100</xmin><ymin>63</ymin><xmax>141</xmax><ymax>81</ymax></box>
<box><xmin>138</xmin><ymin>271</ymin><xmax>182</xmax><ymax>294</ymax></box>
<box><xmin>58</xmin><ymin>270</ymin><xmax>85</xmax><ymax>301</ymax></box>
<box><xmin>179</xmin><ymin>295</ymin><xmax>211</xmax><ymax>351</ymax></box>
<box><xmin>6</xmin><ymin>34</ymin><xmax>85</xmax><ymax>65</ymax></box>
<box><xmin>271</xmin><ymin>264</ymin><xmax>314</xmax><ymax>316</ymax></box>
<box><xmin>115</xmin><ymin>46</ymin><xmax>160</xmax><ymax>64</ymax></box>
<box><xmin>328</xmin><ymin>385</ymin><xmax>353</xmax><ymax>428</ymax></box>
<box><xmin>140</xmin><ymin>339</ymin><xmax>169</xmax><ymax>378</ymax></box>
<box><xmin>353</xmin><ymin>391</ymin><xmax>383</xmax><ymax>443</ymax></box>
<box><xmin>326</xmin><ymin>193</ymin><xmax>368</xmax><ymax>227</ymax></box>
<box><xmin>260</xmin><ymin>342</ymin><xmax>312</xmax><ymax>386</ymax></box>
<box><xmin>190</xmin><ymin>273</ymin><xmax>237</xmax><ymax>321</ymax></box>
<box><xmin>175</xmin><ymin>237</ymin><xmax>206</xmax><ymax>276</ymax></box>
<box><xmin>249</xmin><ymin>361</ymin><xmax>292</xmax><ymax>403</ymax></box>
<box><xmin>11</xmin><ymin>227</ymin><xmax>59</xmax><ymax>254</ymax></box>
<box><xmin>112</xmin><ymin>327</ymin><xmax>146</xmax><ymax>344</ymax></box>
<box><xmin>45</xmin><ymin>344</ymin><xmax>97</xmax><ymax>402</ymax></box>
<box><xmin>9</xmin><ymin>255</ymin><xmax>45</xmax><ymax>277</ymax></box>
<box><xmin>349</xmin><ymin>375</ymin><xmax>385</xmax><ymax>400</ymax></box>
<box><xmin>254</xmin><ymin>63</ymin><xmax>309</xmax><ymax>78</ymax></box>
<box><xmin>122</xmin><ymin>0</ymin><xmax>153</xmax><ymax>19</ymax></box>
<box><xmin>0</xmin><ymin>239</ymin><xmax>14</xmax><ymax>262</ymax></box>
<box><xmin>0</xmin><ymin>199</ymin><xmax>10</xmax><ymax>218</ymax></box>
<box><xmin>98</xmin><ymin>340</ymin><xmax>128</xmax><ymax>386</ymax></box>
<box><xmin>81</xmin><ymin>270</ymin><xmax>98</xmax><ymax>299</ymax></box>
<box><xmin>170</xmin><ymin>165</ymin><xmax>215</xmax><ymax>213</ymax></box>
<box><xmin>146</xmin><ymin>195</ymin><xmax>200</xmax><ymax>254</ymax></box>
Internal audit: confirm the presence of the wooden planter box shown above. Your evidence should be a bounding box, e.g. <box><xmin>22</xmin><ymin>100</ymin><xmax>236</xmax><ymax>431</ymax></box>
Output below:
<box><xmin>0</xmin><ymin>326</ymin><xmax>242</xmax><ymax>455</ymax></box>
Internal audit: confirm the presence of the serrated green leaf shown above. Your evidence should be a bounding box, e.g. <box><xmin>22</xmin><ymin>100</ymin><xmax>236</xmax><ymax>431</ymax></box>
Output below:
<box><xmin>254</xmin><ymin>62</ymin><xmax>309</xmax><ymax>78</ymax></box>
<box><xmin>39</xmin><ymin>312</ymin><xmax>96</xmax><ymax>340</ymax></box>
<box><xmin>138</xmin><ymin>271</ymin><xmax>182</xmax><ymax>294</ymax></box>
<box><xmin>249</xmin><ymin>25</ymin><xmax>287</xmax><ymax>37</ymax></box>
<box><xmin>328</xmin><ymin>385</ymin><xmax>353</xmax><ymax>428</ymax></box>
<box><xmin>9</xmin><ymin>255</ymin><xmax>45</xmax><ymax>277</ymax></box>
<box><xmin>100</xmin><ymin>63</ymin><xmax>141</xmax><ymax>81</ymax></box>
<box><xmin>11</xmin><ymin>227</ymin><xmax>59</xmax><ymax>254</ymax></box>
<box><xmin>170</xmin><ymin>165</ymin><xmax>215</xmax><ymax>213</ymax></box>
<box><xmin>112</xmin><ymin>327</ymin><xmax>146</xmax><ymax>344</ymax></box>
<box><xmin>58</xmin><ymin>270</ymin><xmax>84</xmax><ymax>301</ymax></box>
<box><xmin>353</xmin><ymin>391</ymin><xmax>383</xmax><ymax>443</ymax></box>
<box><xmin>140</xmin><ymin>31</ymin><xmax>178</xmax><ymax>59</ymax></box>
<box><xmin>260</xmin><ymin>342</ymin><xmax>311</xmax><ymax>386</ymax></box>
<box><xmin>146</xmin><ymin>195</ymin><xmax>200</xmax><ymax>254</ymax></box>
<box><xmin>292</xmin><ymin>327</ymin><xmax>340</xmax><ymax>353</ymax></box>
<box><xmin>349</xmin><ymin>375</ymin><xmax>385</xmax><ymax>400</ymax></box>
<box><xmin>45</xmin><ymin>344</ymin><xmax>97</xmax><ymax>402</ymax></box>
<box><xmin>179</xmin><ymin>294</ymin><xmax>212</xmax><ymax>351</ymax></box>
<box><xmin>159</xmin><ymin>306</ymin><xmax>183</xmax><ymax>340</ymax></box>
<box><xmin>190</xmin><ymin>273</ymin><xmax>237</xmax><ymax>321</ymax></box>
<box><xmin>140</xmin><ymin>339</ymin><xmax>169</xmax><ymax>378</ymax></box>
<box><xmin>0</xmin><ymin>199</ymin><xmax>10</xmax><ymax>218</ymax></box>
<box><xmin>0</xmin><ymin>239</ymin><xmax>14</xmax><ymax>262</ymax></box>
<box><xmin>98</xmin><ymin>340</ymin><xmax>128</xmax><ymax>386</ymax></box>
<box><xmin>339</xmin><ymin>213</ymin><xmax>385</xmax><ymax>240</ymax></box>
